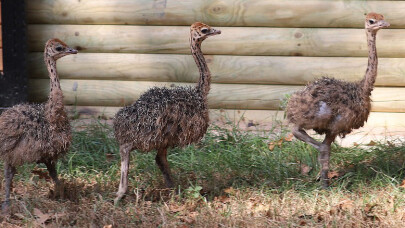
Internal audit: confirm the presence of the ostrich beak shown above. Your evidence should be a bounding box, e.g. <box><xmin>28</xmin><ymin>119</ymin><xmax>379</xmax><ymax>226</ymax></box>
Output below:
<box><xmin>210</xmin><ymin>28</ymin><xmax>221</xmax><ymax>35</ymax></box>
<box><xmin>66</xmin><ymin>47</ymin><xmax>78</xmax><ymax>54</ymax></box>
<box><xmin>379</xmin><ymin>20</ymin><xmax>390</xmax><ymax>28</ymax></box>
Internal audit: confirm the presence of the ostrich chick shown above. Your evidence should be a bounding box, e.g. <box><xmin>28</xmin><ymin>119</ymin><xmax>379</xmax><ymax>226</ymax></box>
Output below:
<box><xmin>113</xmin><ymin>22</ymin><xmax>221</xmax><ymax>204</ymax></box>
<box><xmin>286</xmin><ymin>13</ymin><xmax>389</xmax><ymax>188</ymax></box>
<box><xmin>0</xmin><ymin>39</ymin><xmax>77</xmax><ymax>211</ymax></box>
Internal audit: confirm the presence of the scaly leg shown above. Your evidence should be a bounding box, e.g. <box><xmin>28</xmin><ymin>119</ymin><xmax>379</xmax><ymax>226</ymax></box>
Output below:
<box><xmin>2</xmin><ymin>163</ymin><xmax>16</xmax><ymax>213</ymax></box>
<box><xmin>45</xmin><ymin>160</ymin><xmax>64</xmax><ymax>198</ymax></box>
<box><xmin>44</xmin><ymin>160</ymin><xmax>60</xmax><ymax>185</ymax></box>
<box><xmin>292</xmin><ymin>126</ymin><xmax>322</xmax><ymax>150</ymax></box>
<box><xmin>114</xmin><ymin>145</ymin><xmax>131</xmax><ymax>205</ymax></box>
<box><xmin>318</xmin><ymin>134</ymin><xmax>336</xmax><ymax>188</ymax></box>
<box><xmin>155</xmin><ymin>148</ymin><xmax>174</xmax><ymax>188</ymax></box>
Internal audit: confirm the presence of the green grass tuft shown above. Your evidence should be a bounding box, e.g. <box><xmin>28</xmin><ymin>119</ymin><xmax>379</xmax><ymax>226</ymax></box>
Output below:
<box><xmin>4</xmin><ymin>119</ymin><xmax>405</xmax><ymax>227</ymax></box>
<box><xmin>51</xmin><ymin>120</ymin><xmax>405</xmax><ymax>196</ymax></box>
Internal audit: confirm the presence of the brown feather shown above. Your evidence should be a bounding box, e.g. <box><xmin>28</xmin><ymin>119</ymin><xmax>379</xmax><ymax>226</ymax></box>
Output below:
<box><xmin>286</xmin><ymin>13</ymin><xmax>388</xmax><ymax>138</ymax></box>
<box><xmin>113</xmin><ymin>23</ymin><xmax>220</xmax><ymax>195</ymax></box>
<box><xmin>0</xmin><ymin>39</ymin><xmax>76</xmax><ymax>166</ymax></box>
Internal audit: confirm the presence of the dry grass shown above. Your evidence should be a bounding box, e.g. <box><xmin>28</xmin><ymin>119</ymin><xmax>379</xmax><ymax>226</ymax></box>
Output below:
<box><xmin>0</xmin><ymin>120</ymin><xmax>404</xmax><ymax>227</ymax></box>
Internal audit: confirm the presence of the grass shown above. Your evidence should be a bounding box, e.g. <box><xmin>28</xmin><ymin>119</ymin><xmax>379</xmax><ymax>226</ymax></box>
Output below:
<box><xmin>1</xmin><ymin>119</ymin><xmax>405</xmax><ymax>227</ymax></box>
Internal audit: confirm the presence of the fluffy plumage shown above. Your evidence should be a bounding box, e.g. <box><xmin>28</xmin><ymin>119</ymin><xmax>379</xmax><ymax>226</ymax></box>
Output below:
<box><xmin>0</xmin><ymin>102</ymin><xmax>70</xmax><ymax>166</ymax></box>
<box><xmin>113</xmin><ymin>22</ymin><xmax>221</xmax><ymax>204</ymax></box>
<box><xmin>114</xmin><ymin>86</ymin><xmax>208</xmax><ymax>152</ymax></box>
<box><xmin>285</xmin><ymin>13</ymin><xmax>389</xmax><ymax>188</ymax></box>
<box><xmin>286</xmin><ymin>77</ymin><xmax>370</xmax><ymax>138</ymax></box>
<box><xmin>0</xmin><ymin>39</ymin><xmax>77</xmax><ymax>212</ymax></box>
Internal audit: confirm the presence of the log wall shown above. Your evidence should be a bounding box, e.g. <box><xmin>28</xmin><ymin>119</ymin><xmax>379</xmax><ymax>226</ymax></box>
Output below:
<box><xmin>26</xmin><ymin>0</ymin><xmax>405</xmax><ymax>130</ymax></box>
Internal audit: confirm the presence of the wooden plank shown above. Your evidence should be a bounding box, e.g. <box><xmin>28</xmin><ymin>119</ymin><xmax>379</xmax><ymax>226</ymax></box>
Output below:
<box><xmin>29</xmin><ymin>79</ymin><xmax>300</xmax><ymax>109</ymax></box>
<box><xmin>68</xmin><ymin>107</ymin><xmax>287</xmax><ymax>125</ymax></box>
<box><xmin>27</xmin><ymin>25</ymin><xmax>402</xmax><ymax>57</ymax></box>
<box><xmin>67</xmin><ymin>106</ymin><xmax>405</xmax><ymax>130</ymax></box>
<box><xmin>26</xmin><ymin>0</ymin><xmax>405</xmax><ymax>28</ymax></box>
<box><xmin>28</xmin><ymin>53</ymin><xmax>405</xmax><ymax>86</ymax></box>
<box><xmin>28</xmin><ymin>79</ymin><xmax>405</xmax><ymax>112</ymax></box>
<box><xmin>66</xmin><ymin>106</ymin><xmax>405</xmax><ymax>148</ymax></box>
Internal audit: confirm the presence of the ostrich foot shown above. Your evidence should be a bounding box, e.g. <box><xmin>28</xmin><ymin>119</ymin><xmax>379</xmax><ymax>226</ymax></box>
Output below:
<box><xmin>164</xmin><ymin>179</ymin><xmax>174</xmax><ymax>189</ymax></box>
<box><xmin>1</xmin><ymin>201</ymin><xmax>10</xmax><ymax>214</ymax></box>
<box><xmin>53</xmin><ymin>181</ymin><xmax>66</xmax><ymax>199</ymax></box>
<box><xmin>115</xmin><ymin>145</ymin><xmax>131</xmax><ymax>206</ymax></box>
<box><xmin>321</xmin><ymin>180</ymin><xmax>330</xmax><ymax>189</ymax></box>
<box><xmin>315</xmin><ymin>170</ymin><xmax>330</xmax><ymax>189</ymax></box>
<box><xmin>318</xmin><ymin>136</ymin><xmax>334</xmax><ymax>189</ymax></box>
<box><xmin>156</xmin><ymin>148</ymin><xmax>174</xmax><ymax>189</ymax></box>
<box><xmin>114</xmin><ymin>191</ymin><xmax>126</xmax><ymax>206</ymax></box>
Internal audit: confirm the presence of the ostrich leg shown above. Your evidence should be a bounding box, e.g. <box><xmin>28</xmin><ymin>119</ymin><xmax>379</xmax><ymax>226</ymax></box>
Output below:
<box><xmin>155</xmin><ymin>148</ymin><xmax>174</xmax><ymax>188</ymax></box>
<box><xmin>292</xmin><ymin>126</ymin><xmax>322</xmax><ymax>150</ymax></box>
<box><xmin>115</xmin><ymin>145</ymin><xmax>131</xmax><ymax>205</ymax></box>
<box><xmin>45</xmin><ymin>160</ymin><xmax>60</xmax><ymax>184</ymax></box>
<box><xmin>45</xmin><ymin>160</ymin><xmax>65</xmax><ymax>198</ymax></box>
<box><xmin>2</xmin><ymin>163</ymin><xmax>16</xmax><ymax>212</ymax></box>
<box><xmin>318</xmin><ymin>134</ymin><xmax>336</xmax><ymax>188</ymax></box>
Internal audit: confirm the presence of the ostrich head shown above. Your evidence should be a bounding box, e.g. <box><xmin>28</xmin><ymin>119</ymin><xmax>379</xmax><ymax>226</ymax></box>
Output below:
<box><xmin>44</xmin><ymin>38</ymin><xmax>78</xmax><ymax>60</ymax></box>
<box><xmin>365</xmin><ymin>13</ymin><xmax>390</xmax><ymax>31</ymax></box>
<box><xmin>190</xmin><ymin>22</ymin><xmax>221</xmax><ymax>43</ymax></box>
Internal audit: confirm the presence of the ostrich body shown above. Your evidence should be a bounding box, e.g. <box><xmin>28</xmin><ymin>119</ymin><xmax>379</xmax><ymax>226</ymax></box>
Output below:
<box><xmin>286</xmin><ymin>13</ymin><xmax>389</xmax><ymax>188</ymax></box>
<box><xmin>113</xmin><ymin>22</ymin><xmax>221</xmax><ymax>204</ymax></box>
<box><xmin>0</xmin><ymin>39</ymin><xmax>77</xmax><ymax>211</ymax></box>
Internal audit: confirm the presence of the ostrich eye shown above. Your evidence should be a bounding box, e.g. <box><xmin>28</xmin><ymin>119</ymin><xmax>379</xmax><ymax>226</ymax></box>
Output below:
<box><xmin>369</xmin><ymin>19</ymin><xmax>375</xmax><ymax>24</ymax></box>
<box><xmin>201</xmin><ymin>28</ymin><xmax>209</xmax><ymax>34</ymax></box>
<box><xmin>55</xmin><ymin>46</ymin><xmax>63</xmax><ymax>51</ymax></box>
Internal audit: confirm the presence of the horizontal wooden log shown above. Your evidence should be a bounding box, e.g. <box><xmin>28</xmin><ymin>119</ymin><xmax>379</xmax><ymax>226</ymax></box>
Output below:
<box><xmin>27</xmin><ymin>0</ymin><xmax>405</xmax><ymax>28</ymax></box>
<box><xmin>67</xmin><ymin>106</ymin><xmax>405</xmax><ymax>129</ymax></box>
<box><xmin>27</xmin><ymin>25</ymin><xmax>403</xmax><ymax>57</ymax></box>
<box><xmin>29</xmin><ymin>79</ymin><xmax>300</xmax><ymax>110</ymax></box>
<box><xmin>28</xmin><ymin>53</ymin><xmax>405</xmax><ymax>86</ymax></box>
<box><xmin>28</xmin><ymin>79</ymin><xmax>405</xmax><ymax>112</ymax></box>
<box><xmin>68</xmin><ymin>106</ymin><xmax>286</xmax><ymax>124</ymax></box>
<box><xmin>68</xmin><ymin>106</ymin><xmax>405</xmax><ymax>148</ymax></box>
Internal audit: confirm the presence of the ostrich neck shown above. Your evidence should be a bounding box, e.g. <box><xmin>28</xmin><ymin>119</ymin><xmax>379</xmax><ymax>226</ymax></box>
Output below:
<box><xmin>361</xmin><ymin>30</ymin><xmax>378</xmax><ymax>97</ymax></box>
<box><xmin>44</xmin><ymin>55</ymin><xmax>67</xmax><ymax>130</ymax></box>
<box><xmin>191</xmin><ymin>41</ymin><xmax>211</xmax><ymax>100</ymax></box>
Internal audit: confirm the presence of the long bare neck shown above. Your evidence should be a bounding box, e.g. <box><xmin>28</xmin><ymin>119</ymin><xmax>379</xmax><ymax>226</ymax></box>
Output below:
<box><xmin>44</xmin><ymin>54</ymin><xmax>67</xmax><ymax>129</ymax></box>
<box><xmin>361</xmin><ymin>30</ymin><xmax>378</xmax><ymax>96</ymax></box>
<box><xmin>191</xmin><ymin>39</ymin><xmax>211</xmax><ymax>99</ymax></box>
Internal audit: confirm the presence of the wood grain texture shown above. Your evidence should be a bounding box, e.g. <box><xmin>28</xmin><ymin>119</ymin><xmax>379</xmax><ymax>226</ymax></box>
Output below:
<box><xmin>28</xmin><ymin>79</ymin><xmax>405</xmax><ymax>112</ymax></box>
<box><xmin>67</xmin><ymin>106</ymin><xmax>405</xmax><ymax>129</ymax></box>
<box><xmin>68</xmin><ymin>106</ymin><xmax>285</xmax><ymax>123</ymax></box>
<box><xmin>27</xmin><ymin>25</ymin><xmax>402</xmax><ymax>57</ymax></box>
<box><xmin>28</xmin><ymin>52</ymin><xmax>405</xmax><ymax>86</ymax></box>
<box><xmin>27</xmin><ymin>0</ymin><xmax>405</xmax><ymax>28</ymax></box>
<box><xmin>29</xmin><ymin>79</ymin><xmax>301</xmax><ymax>109</ymax></box>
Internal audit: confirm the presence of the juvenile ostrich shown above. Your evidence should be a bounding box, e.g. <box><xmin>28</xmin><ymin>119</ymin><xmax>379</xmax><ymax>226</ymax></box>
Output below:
<box><xmin>113</xmin><ymin>22</ymin><xmax>221</xmax><ymax>204</ymax></box>
<box><xmin>286</xmin><ymin>13</ymin><xmax>389</xmax><ymax>188</ymax></box>
<box><xmin>0</xmin><ymin>39</ymin><xmax>77</xmax><ymax>211</ymax></box>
